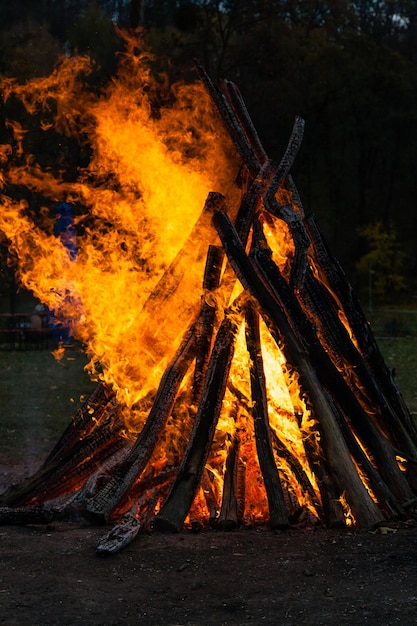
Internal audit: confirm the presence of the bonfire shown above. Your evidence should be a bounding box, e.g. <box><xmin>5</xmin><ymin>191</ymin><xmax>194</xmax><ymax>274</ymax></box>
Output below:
<box><xmin>1</xmin><ymin>37</ymin><xmax>416</xmax><ymax>553</ymax></box>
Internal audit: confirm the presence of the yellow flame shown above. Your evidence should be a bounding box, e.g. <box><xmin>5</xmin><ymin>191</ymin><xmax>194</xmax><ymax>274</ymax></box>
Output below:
<box><xmin>0</xmin><ymin>37</ymin><xmax>333</xmax><ymax>525</ymax></box>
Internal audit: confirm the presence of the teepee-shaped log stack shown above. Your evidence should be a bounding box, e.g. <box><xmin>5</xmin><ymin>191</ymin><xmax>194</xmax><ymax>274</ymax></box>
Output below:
<box><xmin>1</xmin><ymin>64</ymin><xmax>417</xmax><ymax>554</ymax></box>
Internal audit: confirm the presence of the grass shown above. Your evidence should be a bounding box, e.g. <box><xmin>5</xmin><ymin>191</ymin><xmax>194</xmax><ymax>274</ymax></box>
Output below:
<box><xmin>0</xmin><ymin>346</ymin><xmax>96</xmax><ymax>467</ymax></box>
<box><xmin>377</xmin><ymin>337</ymin><xmax>417</xmax><ymax>414</ymax></box>
<box><xmin>0</xmin><ymin>334</ymin><xmax>416</xmax><ymax>473</ymax></box>
<box><xmin>367</xmin><ymin>308</ymin><xmax>417</xmax><ymax>338</ymax></box>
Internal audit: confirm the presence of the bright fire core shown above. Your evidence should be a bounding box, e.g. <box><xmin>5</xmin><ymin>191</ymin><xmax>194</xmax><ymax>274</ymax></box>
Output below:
<box><xmin>0</xmin><ymin>37</ymin><xmax>322</xmax><ymax>526</ymax></box>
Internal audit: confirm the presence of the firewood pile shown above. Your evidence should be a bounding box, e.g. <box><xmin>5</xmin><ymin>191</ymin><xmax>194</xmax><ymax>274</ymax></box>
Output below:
<box><xmin>1</xmin><ymin>64</ymin><xmax>417</xmax><ymax>554</ymax></box>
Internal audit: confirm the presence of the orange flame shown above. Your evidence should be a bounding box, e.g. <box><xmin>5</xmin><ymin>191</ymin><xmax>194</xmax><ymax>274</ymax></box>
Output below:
<box><xmin>0</xmin><ymin>36</ymin><xmax>354</xmax><ymax>527</ymax></box>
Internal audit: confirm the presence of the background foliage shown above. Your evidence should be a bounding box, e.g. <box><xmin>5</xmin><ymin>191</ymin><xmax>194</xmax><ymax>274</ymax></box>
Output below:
<box><xmin>1</xmin><ymin>0</ymin><xmax>417</xmax><ymax>306</ymax></box>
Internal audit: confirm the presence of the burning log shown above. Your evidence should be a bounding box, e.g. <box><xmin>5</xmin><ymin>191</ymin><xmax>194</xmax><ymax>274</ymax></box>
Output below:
<box><xmin>153</xmin><ymin>294</ymin><xmax>244</xmax><ymax>532</ymax></box>
<box><xmin>216</xmin><ymin>415</ymin><xmax>241</xmax><ymax>530</ymax></box>
<box><xmin>213</xmin><ymin>210</ymin><xmax>386</xmax><ymax>527</ymax></box>
<box><xmin>192</xmin><ymin>244</ymin><xmax>224</xmax><ymax>404</ymax></box>
<box><xmin>0</xmin><ymin>393</ymin><xmax>126</xmax><ymax>508</ymax></box>
<box><xmin>245</xmin><ymin>303</ymin><xmax>289</xmax><ymax>529</ymax></box>
<box><xmin>85</xmin><ymin>320</ymin><xmax>199</xmax><ymax>522</ymax></box>
<box><xmin>303</xmin><ymin>210</ymin><xmax>417</xmax><ymax>458</ymax></box>
<box><xmin>252</xmin><ymin>246</ymin><xmax>413</xmax><ymax>506</ymax></box>
<box><xmin>1</xmin><ymin>63</ymin><xmax>416</xmax><ymax>541</ymax></box>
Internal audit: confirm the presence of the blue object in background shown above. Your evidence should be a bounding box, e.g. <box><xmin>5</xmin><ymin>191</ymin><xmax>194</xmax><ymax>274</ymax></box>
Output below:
<box><xmin>50</xmin><ymin>202</ymin><xmax>77</xmax><ymax>344</ymax></box>
<box><xmin>56</xmin><ymin>202</ymin><xmax>77</xmax><ymax>260</ymax></box>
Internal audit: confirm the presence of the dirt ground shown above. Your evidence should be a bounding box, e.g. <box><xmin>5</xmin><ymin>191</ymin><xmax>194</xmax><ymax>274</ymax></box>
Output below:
<box><xmin>1</xmin><ymin>499</ymin><xmax>417</xmax><ymax>626</ymax></box>
<box><xmin>1</xmin><ymin>346</ymin><xmax>417</xmax><ymax>626</ymax></box>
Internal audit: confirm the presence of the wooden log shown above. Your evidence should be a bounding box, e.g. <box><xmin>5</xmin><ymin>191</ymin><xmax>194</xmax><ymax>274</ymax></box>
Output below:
<box><xmin>263</xmin><ymin>116</ymin><xmax>305</xmax><ymax>202</ymax></box>
<box><xmin>299</xmin><ymin>266</ymin><xmax>417</xmax><ymax>461</ymax></box>
<box><xmin>195</xmin><ymin>60</ymin><xmax>260</xmax><ymax>175</ymax></box>
<box><xmin>212</xmin><ymin>210</ymin><xmax>385</xmax><ymax>527</ymax></box>
<box><xmin>41</xmin><ymin>383</ymin><xmax>115</xmax><ymax>467</ymax></box>
<box><xmin>142</xmin><ymin>191</ymin><xmax>226</xmax><ymax>315</ymax></box>
<box><xmin>96</xmin><ymin>513</ymin><xmax>141</xmax><ymax>555</ymax></box>
<box><xmin>223</xmin><ymin>79</ymin><xmax>268</xmax><ymax>167</ymax></box>
<box><xmin>270</xmin><ymin>429</ymin><xmax>323</xmax><ymax>521</ymax></box>
<box><xmin>228</xmin><ymin>342</ymin><xmax>342</xmax><ymax>526</ymax></box>
<box><xmin>263</xmin><ymin>193</ymin><xmax>310</xmax><ymax>290</ymax></box>
<box><xmin>303</xmin><ymin>210</ymin><xmax>417</xmax><ymax>449</ymax></box>
<box><xmin>0</xmin><ymin>505</ymin><xmax>55</xmax><ymax>526</ymax></box>
<box><xmin>0</xmin><ymin>401</ymin><xmax>126</xmax><ymax>507</ymax></box>
<box><xmin>85</xmin><ymin>321</ymin><xmax>198</xmax><ymax>521</ymax></box>
<box><xmin>327</xmin><ymin>398</ymin><xmax>405</xmax><ymax>517</ymax></box>
<box><xmin>192</xmin><ymin>244</ymin><xmax>224</xmax><ymax>404</ymax></box>
<box><xmin>201</xmin><ymin>469</ymin><xmax>220</xmax><ymax>525</ymax></box>
<box><xmin>31</xmin><ymin>434</ymin><xmax>129</xmax><ymax>506</ymax></box>
<box><xmin>267</xmin><ymin>175</ymin><xmax>417</xmax><ymax>492</ymax></box>
<box><xmin>216</xmin><ymin>431</ymin><xmax>240</xmax><ymax>530</ymax></box>
<box><xmin>297</xmin><ymin>418</ymin><xmax>346</xmax><ymax>528</ymax></box>
<box><xmin>153</xmin><ymin>295</ymin><xmax>244</xmax><ymax>532</ymax></box>
<box><xmin>218</xmin><ymin>161</ymin><xmax>276</xmax><ymax>305</ymax></box>
<box><xmin>233</xmin><ymin>161</ymin><xmax>275</xmax><ymax>246</ymax></box>
<box><xmin>245</xmin><ymin>303</ymin><xmax>289</xmax><ymax>529</ymax></box>
<box><xmin>269</xmin><ymin>173</ymin><xmax>417</xmax><ymax>459</ymax></box>
<box><xmin>252</xmin><ymin>246</ymin><xmax>414</xmax><ymax>505</ymax></box>
<box><xmin>228</xmin><ymin>371</ymin><xmax>325</xmax><ymax>522</ymax></box>
<box><xmin>60</xmin><ymin>445</ymin><xmax>134</xmax><ymax>510</ymax></box>
<box><xmin>236</xmin><ymin>456</ymin><xmax>246</xmax><ymax>524</ymax></box>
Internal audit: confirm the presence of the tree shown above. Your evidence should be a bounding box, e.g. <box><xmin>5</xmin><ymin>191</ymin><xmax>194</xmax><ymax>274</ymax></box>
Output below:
<box><xmin>356</xmin><ymin>220</ymin><xmax>408</xmax><ymax>304</ymax></box>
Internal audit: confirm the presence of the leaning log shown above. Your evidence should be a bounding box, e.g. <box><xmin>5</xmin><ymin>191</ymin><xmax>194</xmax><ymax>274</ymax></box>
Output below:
<box><xmin>245</xmin><ymin>303</ymin><xmax>289</xmax><ymax>529</ymax></box>
<box><xmin>153</xmin><ymin>295</ymin><xmax>244</xmax><ymax>532</ymax></box>
<box><xmin>192</xmin><ymin>244</ymin><xmax>224</xmax><ymax>404</ymax></box>
<box><xmin>41</xmin><ymin>382</ymin><xmax>115</xmax><ymax>467</ymax></box>
<box><xmin>252</xmin><ymin>245</ymin><xmax>414</xmax><ymax>506</ymax></box>
<box><xmin>213</xmin><ymin>209</ymin><xmax>385</xmax><ymax>527</ymax></box>
<box><xmin>303</xmin><ymin>210</ymin><xmax>417</xmax><ymax>451</ymax></box>
<box><xmin>0</xmin><ymin>399</ymin><xmax>126</xmax><ymax>508</ymax></box>
<box><xmin>216</xmin><ymin>429</ymin><xmax>240</xmax><ymax>530</ymax></box>
<box><xmin>85</xmin><ymin>321</ymin><xmax>198</xmax><ymax>521</ymax></box>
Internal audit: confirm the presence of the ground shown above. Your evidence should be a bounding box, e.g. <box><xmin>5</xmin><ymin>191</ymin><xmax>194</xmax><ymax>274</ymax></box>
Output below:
<box><xmin>1</xmin><ymin>349</ymin><xmax>417</xmax><ymax>625</ymax></box>
<box><xmin>1</xmin><ymin>510</ymin><xmax>417</xmax><ymax>625</ymax></box>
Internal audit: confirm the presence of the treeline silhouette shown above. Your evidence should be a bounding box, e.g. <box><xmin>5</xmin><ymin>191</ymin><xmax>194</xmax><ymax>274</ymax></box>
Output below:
<box><xmin>1</xmin><ymin>1</ymin><xmax>417</xmax><ymax>303</ymax></box>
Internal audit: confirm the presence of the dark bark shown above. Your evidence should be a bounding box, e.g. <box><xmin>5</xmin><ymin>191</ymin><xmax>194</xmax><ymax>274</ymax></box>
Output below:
<box><xmin>216</xmin><ymin>431</ymin><xmax>240</xmax><ymax>530</ymax></box>
<box><xmin>41</xmin><ymin>383</ymin><xmax>115</xmax><ymax>468</ymax></box>
<box><xmin>245</xmin><ymin>303</ymin><xmax>289</xmax><ymax>529</ymax></box>
<box><xmin>303</xmin><ymin>210</ymin><xmax>417</xmax><ymax>452</ymax></box>
<box><xmin>96</xmin><ymin>513</ymin><xmax>141</xmax><ymax>555</ymax></box>
<box><xmin>192</xmin><ymin>244</ymin><xmax>224</xmax><ymax>404</ymax></box>
<box><xmin>153</xmin><ymin>296</ymin><xmax>244</xmax><ymax>532</ymax></box>
<box><xmin>85</xmin><ymin>322</ymin><xmax>198</xmax><ymax>522</ymax></box>
<box><xmin>0</xmin><ymin>505</ymin><xmax>55</xmax><ymax>526</ymax></box>
<box><xmin>252</xmin><ymin>246</ymin><xmax>414</xmax><ymax>506</ymax></box>
<box><xmin>0</xmin><ymin>403</ymin><xmax>126</xmax><ymax>508</ymax></box>
<box><xmin>213</xmin><ymin>209</ymin><xmax>385</xmax><ymax>527</ymax></box>
<box><xmin>270</xmin><ymin>429</ymin><xmax>324</xmax><ymax>521</ymax></box>
<box><xmin>223</xmin><ymin>79</ymin><xmax>268</xmax><ymax>167</ymax></box>
<box><xmin>194</xmin><ymin>60</ymin><xmax>260</xmax><ymax>175</ymax></box>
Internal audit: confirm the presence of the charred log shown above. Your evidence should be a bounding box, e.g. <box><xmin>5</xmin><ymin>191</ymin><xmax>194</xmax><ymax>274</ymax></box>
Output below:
<box><xmin>245</xmin><ymin>303</ymin><xmax>289</xmax><ymax>529</ymax></box>
<box><xmin>85</xmin><ymin>321</ymin><xmax>198</xmax><ymax>522</ymax></box>
<box><xmin>213</xmin><ymin>210</ymin><xmax>386</xmax><ymax>527</ymax></box>
<box><xmin>153</xmin><ymin>296</ymin><xmax>244</xmax><ymax>532</ymax></box>
<box><xmin>216</xmin><ymin>430</ymin><xmax>240</xmax><ymax>530</ymax></box>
